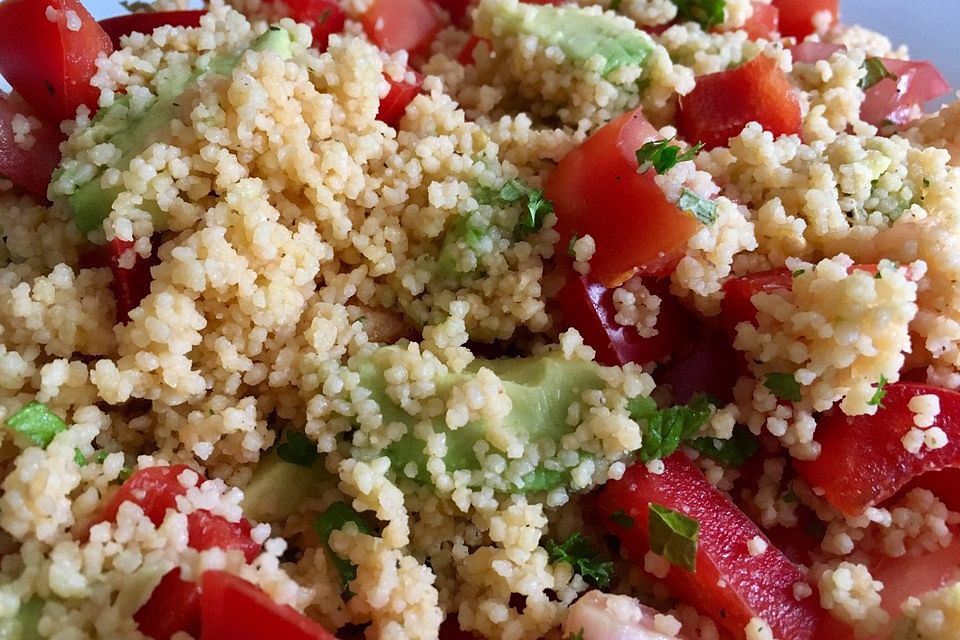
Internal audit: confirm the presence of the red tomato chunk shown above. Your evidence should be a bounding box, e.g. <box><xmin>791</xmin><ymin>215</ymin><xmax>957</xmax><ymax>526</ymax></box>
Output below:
<box><xmin>678</xmin><ymin>54</ymin><xmax>803</xmax><ymax>151</ymax></box>
<box><xmin>98</xmin><ymin>10</ymin><xmax>206</xmax><ymax>49</ymax></box>
<box><xmin>269</xmin><ymin>0</ymin><xmax>345</xmax><ymax>51</ymax></box>
<box><xmin>0</xmin><ymin>95</ymin><xmax>65</xmax><ymax>201</ymax></box>
<box><xmin>378</xmin><ymin>71</ymin><xmax>424</xmax><ymax>128</ymax></box>
<box><xmin>772</xmin><ymin>0</ymin><xmax>838</xmax><ymax>40</ymax></box>
<box><xmin>361</xmin><ymin>0</ymin><xmax>444</xmax><ymax>56</ymax></box>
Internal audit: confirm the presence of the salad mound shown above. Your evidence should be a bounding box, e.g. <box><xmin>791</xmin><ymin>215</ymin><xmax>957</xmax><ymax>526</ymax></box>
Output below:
<box><xmin>0</xmin><ymin>0</ymin><xmax>959</xmax><ymax>639</ymax></box>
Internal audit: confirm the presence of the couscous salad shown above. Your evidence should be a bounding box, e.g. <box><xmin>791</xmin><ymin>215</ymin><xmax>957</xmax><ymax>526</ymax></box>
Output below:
<box><xmin>0</xmin><ymin>0</ymin><xmax>959</xmax><ymax>638</ymax></box>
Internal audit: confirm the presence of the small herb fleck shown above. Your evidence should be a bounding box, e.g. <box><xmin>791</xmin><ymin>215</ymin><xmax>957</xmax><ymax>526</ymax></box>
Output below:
<box><xmin>764</xmin><ymin>372</ymin><xmax>802</xmax><ymax>403</ymax></box>
<box><xmin>648</xmin><ymin>504</ymin><xmax>699</xmax><ymax>571</ymax></box>
<box><xmin>671</xmin><ymin>0</ymin><xmax>726</xmax><ymax>30</ymax></box>
<box><xmin>859</xmin><ymin>57</ymin><xmax>897</xmax><ymax>91</ymax></box>
<box><xmin>567</xmin><ymin>233</ymin><xmax>580</xmax><ymax>258</ymax></box>
<box><xmin>867</xmin><ymin>375</ymin><xmax>888</xmax><ymax>407</ymax></box>
<box><xmin>277</xmin><ymin>431</ymin><xmax>319</xmax><ymax>468</ymax></box>
<box><xmin>610</xmin><ymin>510</ymin><xmax>635</xmax><ymax>529</ymax></box>
<box><xmin>677</xmin><ymin>189</ymin><xmax>717</xmax><ymax>225</ymax></box>
<box><xmin>635</xmin><ymin>137</ymin><xmax>704</xmax><ymax>174</ymax></box>
<box><xmin>545</xmin><ymin>533</ymin><xmax>614</xmax><ymax>589</ymax></box>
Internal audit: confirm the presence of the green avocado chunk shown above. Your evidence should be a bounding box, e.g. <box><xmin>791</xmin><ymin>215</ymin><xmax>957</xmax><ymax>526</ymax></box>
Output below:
<box><xmin>58</xmin><ymin>26</ymin><xmax>296</xmax><ymax>235</ymax></box>
<box><xmin>351</xmin><ymin>347</ymin><xmax>613</xmax><ymax>493</ymax></box>
<box><xmin>0</xmin><ymin>598</ymin><xmax>43</xmax><ymax>640</ymax></box>
<box><xmin>241</xmin><ymin>447</ymin><xmax>333</xmax><ymax>523</ymax></box>
<box><xmin>478</xmin><ymin>0</ymin><xmax>655</xmax><ymax>77</ymax></box>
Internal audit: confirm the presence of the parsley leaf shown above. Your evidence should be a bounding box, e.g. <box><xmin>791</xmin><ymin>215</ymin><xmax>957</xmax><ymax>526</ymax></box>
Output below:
<box><xmin>648</xmin><ymin>504</ymin><xmax>699</xmax><ymax>571</ymax></box>
<box><xmin>567</xmin><ymin>233</ymin><xmax>580</xmax><ymax>258</ymax></box>
<box><xmin>5</xmin><ymin>402</ymin><xmax>67</xmax><ymax>449</ymax></box>
<box><xmin>314</xmin><ymin>502</ymin><xmax>375</xmax><ymax>598</ymax></box>
<box><xmin>277</xmin><ymin>431</ymin><xmax>319</xmax><ymax>468</ymax></box>
<box><xmin>628</xmin><ymin>395</ymin><xmax>715</xmax><ymax>463</ymax></box>
<box><xmin>74</xmin><ymin>448</ymin><xmax>88</xmax><ymax>466</ymax></box>
<box><xmin>672</xmin><ymin>0</ymin><xmax>726</xmax><ymax>30</ymax></box>
<box><xmin>764</xmin><ymin>372</ymin><xmax>802</xmax><ymax>403</ymax></box>
<box><xmin>120</xmin><ymin>0</ymin><xmax>154</xmax><ymax>11</ymax></box>
<box><xmin>867</xmin><ymin>375</ymin><xmax>888</xmax><ymax>407</ymax></box>
<box><xmin>677</xmin><ymin>189</ymin><xmax>718</xmax><ymax>225</ymax></box>
<box><xmin>859</xmin><ymin>57</ymin><xmax>897</xmax><ymax>91</ymax></box>
<box><xmin>635</xmin><ymin>137</ymin><xmax>704</xmax><ymax>174</ymax></box>
<box><xmin>688</xmin><ymin>426</ymin><xmax>760</xmax><ymax>467</ymax></box>
<box><xmin>609</xmin><ymin>510</ymin><xmax>635</xmax><ymax>529</ymax></box>
<box><xmin>545</xmin><ymin>533</ymin><xmax>614</xmax><ymax>589</ymax></box>
<box><xmin>498</xmin><ymin>178</ymin><xmax>555</xmax><ymax>239</ymax></box>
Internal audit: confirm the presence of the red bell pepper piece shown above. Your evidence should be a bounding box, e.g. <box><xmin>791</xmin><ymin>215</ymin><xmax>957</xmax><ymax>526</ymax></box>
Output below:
<box><xmin>794</xmin><ymin>382</ymin><xmax>960</xmax><ymax>517</ymax></box>
<box><xmin>597</xmin><ymin>453</ymin><xmax>822</xmax><ymax>640</ymax></box>
<box><xmin>678</xmin><ymin>54</ymin><xmax>803</xmax><ymax>150</ymax></box>
<box><xmin>771</xmin><ymin>0</ymin><xmax>838</xmax><ymax>40</ymax></box>
<box><xmin>377</xmin><ymin>71</ymin><xmax>423</xmax><ymax>128</ymax></box>
<box><xmin>0</xmin><ymin>0</ymin><xmax>113</xmax><ymax>123</ymax></box>
<box><xmin>556</xmin><ymin>274</ymin><xmax>696</xmax><ymax>368</ymax></box>
<box><xmin>547</xmin><ymin>107</ymin><xmax>705</xmax><ymax>286</ymax></box>
<box><xmin>98</xmin><ymin>10</ymin><xmax>205</xmax><ymax>49</ymax></box>
<box><xmin>200</xmin><ymin>571</ymin><xmax>339</xmax><ymax>640</ymax></box>
<box><xmin>0</xmin><ymin>94</ymin><xmax>65</xmax><ymax>201</ymax></box>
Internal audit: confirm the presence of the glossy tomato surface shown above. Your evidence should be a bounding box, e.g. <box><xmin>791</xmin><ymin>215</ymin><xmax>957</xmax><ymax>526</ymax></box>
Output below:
<box><xmin>98</xmin><ymin>10</ymin><xmax>205</xmax><ymax>48</ymax></box>
<box><xmin>0</xmin><ymin>95</ymin><xmax>65</xmax><ymax>200</ymax></box>
<box><xmin>361</xmin><ymin>0</ymin><xmax>443</xmax><ymax>55</ymax></box>
<box><xmin>772</xmin><ymin>0</ymin><xmax>838</xmax><ymax>40</ymax></box>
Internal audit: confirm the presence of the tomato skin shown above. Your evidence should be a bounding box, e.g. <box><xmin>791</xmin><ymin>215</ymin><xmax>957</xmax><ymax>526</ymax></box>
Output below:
<box><xmin>96</xmin><ymin>465</ymin><xmax>195</xmax><ymax>526</ymax></box>
<box><xmin>720</xmin><ymin>269</ymin><xmax>792</xmax><ymax>339</ymax></box>
<box><xmin>597</xmin><ymin>453</ymin><xmax>822</xmax><ymax>640</ymax></box>
<box><xmin>720</xmin><ymin>2</ymin><xmax>779</xmax><ymax>40</ymax></box>
<box><xmin>133</xmin><ymin>569</ymin><xmax>202</xmax><ymax>640</ymax></box>
<box><xmin>794</xmin><ymin>383</ymin><xmax>960</xmax><ymax>517</ymax></box>
<box><xmin>98</xmin><ymin>10</ymin><xmax>205</xmax><ymax>49</ymax></box>
<box><xmin>377</xmin><ymin>71</ymin><xmax>423</xmax><ymax>128</ymax></box>
<box><xmin>771</xmin><ymin>0</ymin><xmax>838</xmax><ymax>40</ymax></box>
<box><xmin>0</xmin><ymin>0</ymin><xmax>112</xmax><ymax>123</ymax></box>
<box><xmin>187</xmin><ymin>510</ymin><xmax>261</xmax><ymax>562</ymax></box>
<box><xmin>907</xmin><ymin>467</ymin><xmax>960</xmax><ymax>512</ymax></box>
<box><xmin>200</xmin><ymin>571</ymin><xmax>339</xmax><ymax>640</ymax></box>
<box><xmin>80</xmin><ymin>238</ymin><xmax>157</xmax><ymax>324</ymax></box>
<box><xmin>546</xmin><ymin>108</ymin><xmax>704</xmax><ymax>287</ymax></box>
<box><xmin>0</xmin><ymin>95</ymin><xmax>65</xmax><ymax>200</ymax></box>
<box><xmin>557</xmin><ymin>274</ymin><xmax>697</xmax><ymax>367</ymax></box>
<box><xmin>271</xmin><ymin>0</ymin><xmax>345</xmax><ymax>51</ymax></box>
<box><xmin>361</xmin><ymin>0</ymin><xmax>444</xmax><ymax>55</ymax></box>
<box><xmin>678</xmin><ymin>54</ymin><xmax>803</xmax><ymax>151</ymax></box>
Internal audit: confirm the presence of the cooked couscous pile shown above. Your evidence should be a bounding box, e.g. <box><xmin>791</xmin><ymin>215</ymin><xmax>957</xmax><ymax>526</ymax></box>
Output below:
<box><xmin>1</xmin><ymin>0</ymin><xmax>960</xmax><ymax>638</ymax></box>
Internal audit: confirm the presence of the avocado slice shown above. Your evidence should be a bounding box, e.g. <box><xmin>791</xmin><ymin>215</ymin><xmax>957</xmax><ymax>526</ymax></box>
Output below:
<box><xmin>58</xmin><ymin>26</ymin><xmax>296</xmax><ymax>235</ymax></box>
<box><xmin>476</xmin><ymin>0</ymin><xmax>655</xmax><ymax>77</ymax></box>
<box><xmin>349</xmin><ymin>347</ymin><xmax>631</xmax><ymax>493</ymax></box>
<box><xmin>241</xmin><ymin>449</ymin><xmax>334</xmax><ymax>523</ymax></box>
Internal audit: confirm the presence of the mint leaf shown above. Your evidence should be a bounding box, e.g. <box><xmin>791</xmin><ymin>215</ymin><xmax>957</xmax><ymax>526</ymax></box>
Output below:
<box><xmin>763</xmin><ymin>372</ymin><xmax>802</xmax><ymax>402</ymax></box>
<box><xmin>498</xmin><ymin>179</ymin><xmax>554</xmax><ymax>239</ymax></box>
<box><xmin>672</xmin><ymin>0</ymin><xmax>726</xmax><ymax>29</ymax></box>
<box><xmin>545</xmin><ymin>533</ymin><xmax>614</xmax><ymax>589</ymax></box>
<box><xmin>5</xmin><ymin>402</ymin><xmax>67</xmax><ymax>449</ymax></box>
<box><xmin>688</xmin><ymin>426</ymin><xmax>760</xmax><ymax>467</ymax></box>
<box><xmin>648</xmin><ymin>503</ymin><xmax>699</xmax><ymax>572</ymax></box>
<box><xmin>628</xmin><ymin>395</ymin><xmax>715</xmax><ymax>462</ymax></box>
<box><xmin>314</xmin><ymin>502</ymin><xmax>374</xmax><ymax>597</ymax></box>
<box><xmin>609</xmin><ymin>510</ymin><xmax>635</xmax><ymax>529</ymax></box>
<box><xmin>867</xmin><ymin>375</ymin><xmax>888</xmax><ymax>407</ymax></box>
<box><xmin>636</xmin><ymin>137</ymin><xmax>704</xmax><ymax>174</ymax></box>
<box><xmin>860</xmin><ymin>57</ymin><xmax>897</xmax><ymax>91</ymax></box>
<box><xmin>677</xmin><ymin>188</ymin><xmax>717</xmax><ymax>225</ymax></box>
<box><xmin>277</xmin><ymin>431</ymin><xmax>319</xmax><ymax>468</ymax></box>
<box><xmin>74</xmin><ymin>448</ymin><xmax>87</xmax><ymax>466</ymax></box>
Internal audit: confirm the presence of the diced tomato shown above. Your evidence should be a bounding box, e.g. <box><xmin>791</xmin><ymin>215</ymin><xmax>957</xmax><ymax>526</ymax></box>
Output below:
<box><xmin>187</xmin><ymin>510</ymin><xmax>260</xmax><ymax>563</ymax></box>
<box><xmin>96</xmin><ymin>465</ymin><xmax>196</xmax><ymax>527</ymax></box>
<box><xmin>200</xmin><ymin>571</ymin><xmax>339</xmax><ymax>640</ymax></box>
<box><xmin>360</xmin><ymin>0</ymin><xmax>444</xmax><ymax>56</ymax></box>
<box><xmin>654</xmin><ymin>333</ymin><xmax>740</xmax><ymax>404</ymax></box>
<box><xmin>457</xmin><ymin>35</ymin><xmax>487</xmax><ymax>65</ymax></box>
<box><xmin>794</xmin><ymin>383</ymin><xmax>960</xmax><ymax>517</ymax></box>
<box><xmin>98</xmin><ymin>10</ymin><xmax>205</xmax><ymax>49</ymax></box>
<box><xmin>788</xmin><ymin>41</ymin><xmax>844</xmax><ymax>64</ymax></box>
<box><xmin>377</xmin><ymin>71</ymin><xmax>423</xmax><ymax>128</ymax></box>
<box><xmin>907</xmin><ymin>467</ymin><xmax>960</xmax><ymax>512</ymax></box>
<box><xmin>861</xmin><ymin>59</ymin><xmax>950</xmax><ymax>127</ymax></box>
<box><xmin>269</xmin><ymin>0</ymin><xmax>345</xmax><ymax>51</ymax></box>
<box><xmin>720</xmin><ymin>269</ymin><xmax>792</xmax><ymax>339</ymax></box>
<box><xmin>771</xmin><ymin>0</ymin><xmax>838</xmax><ymax>40</ymax></box>
<box><xmin>0</xmin><ymin>95</ymin><xmax>65</xmax><ymax>200</ymax></box>
<box><xmin>597</xmin><ymin>453</ymin><xmax>823</xmax><ymax>640</ymax></box>
<box><xmin>133</xmin><ymin>569</ymin><xmax>202</xmax><ymax>640</ymax></box>
<box><xmin>433</xmin><ymin>0</ymin><xmax>471</xmax><ymax>26</ymax></box>
<box><xmin>80</xmin><ymin>238</ymin><xmax>157</xmax><ymax>324</ymax></box>
<box><xmin>546</xmin><ymin>107</ymin><xmax>705</xmax><ymax>287</ymax></box>
<box><xmin>557</xmin><ymin>274</ymin><xmax>697</xmax><ymax>367</ymax></box>
<box><xmin>0</xmin><ymin>0</ymin><xmax>113</xmax><ymax>123</ymax></box>
<box><xmin>721</xmin><ymin>2</ymin><xmax>779</xmax><ymax>41</ymax></box>
<box><xmin>678</xmin><ymin>54</ymin><xmax>803</xmax><ymax>150</ymax></box>
<box><xmin>872</xmin><ymin>534</ymin><xmax>960</xmax><ymax>617</ymax></box>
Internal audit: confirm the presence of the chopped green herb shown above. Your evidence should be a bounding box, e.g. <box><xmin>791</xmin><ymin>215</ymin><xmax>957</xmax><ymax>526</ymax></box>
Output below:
<box><xmin>120</xmin><ymin>0</ymin><xmax>154</xmax><ymax>11</ymax></box>
<box><xmin>763</xmin><ymin>372</ymin><xmax>802</xmax><ymax>403</ymax></box>
<box><xmin>783</xmin><ymin>486</ymin><xmax>798</xmax><ymax>504</ymax></box>
<box><xmin>545</xmin><ymin>532</ymin><xmax>614</xmax><ymax>589</ymax></box>
<box><xmin>677</xmin><ymin>189</ymin><xmax>718</xmax><ymax>225</ymax></box>
<box><xmin>314</xmin><ymin>502</ymin><xmax>375</xmax><ymax>597</ymax></box>
<box><xmin>5</xmin><ymin>402</ymin><xmax>67</xmax><ymax>449</ymax></box>
<box><xmin>635</xmin><ymin>137</ymin><xmax>704</xmax><ymax>174</ymax></box>
<box><xmin>648</xmin><ymin>504</ymin><xmax>699</xmax><ymax>572</ymax></box>
<box><xmin>867</xmin><ymin>375</ymin><xmax>888</xmax><ymax>407</ymax></box>
<box><xmin>277</xmin><ymin>431</ymin><xmax>319</xmax><ymax>468</ymax></box>
<box><xmin>610</xmin><ymin>509</ymin><xmax>635</xmax><ymax>529</ymax></box>
<box><xmin>688</xmin><ymin>426</ymin><xmax>760</xmax><ymax>467</ymax></box>
<box><xmin>609</xmin><ymin>0</ymin><xmax>622</xmax><ymax>9</ymax></box>
<box><xmin>672</xmin><ymin>0</ymin><xmax>726</xmax><ymax>30</ymax></box>
<box><xmin>804</xmin><ymin>516</ymin><xmax>827</xmax><ymax>541</ymax></box>
<box><xmin>923</xmin><ymin>177</ymin><xmax>931</xmax><ymax>188</ymax></box>
<box><xmin>567</xmin><ymin>233</ymin><xmax>580</xmax><ymax>258</ymax></box>
<box><xmin>628</xmin><ymin>394</ymin><xmax>715</xmax><ymax>463</ymax></box>
<box><xmin>567</xmin><ymin>632</ymin><xmax>585</xmax><ymax>640</ymax></box>
<box><xmin>792</xmin><ymin>269</ymin><xmax>806</xmax><ymax>278</ymax></box>
<box><xmin>859</xmin><ymin>57</ymin><xmax>897</xmax><ymax>91</ymax></box>
<box><xmin>117</xmin><ymin>466</ymin><xmax>133</xmax><ymax>482</ymax></box>
<box><xmin>74</xmin><ymin>448</ymin><xmax>87</xmax><ymax>466</ymax></box>
<box><xmin>497</xmin><ymin>179</ymin><xmax>554</xmax><ymax>239</ymax></box>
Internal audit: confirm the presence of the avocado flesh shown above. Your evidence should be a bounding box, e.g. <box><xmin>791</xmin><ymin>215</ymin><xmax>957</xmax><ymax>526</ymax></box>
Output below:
<box><xmin>353</xmin><ymin>348</ymin><xmax>609</xmax><ymax>493</ymax></box>
<box><xmin>62</xmin><ymin>27</ymin><xmax>296</xmax><ymax>235</ymax></box>
<box><xmin>478</xmin><ymin>0</ymin><xmax>655</xmax><ymax>77</ymax></box>
<box><xmin>241</xmin><ymin>449</ymin><xmax>333</xmax><ymax>523</ymax></box>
